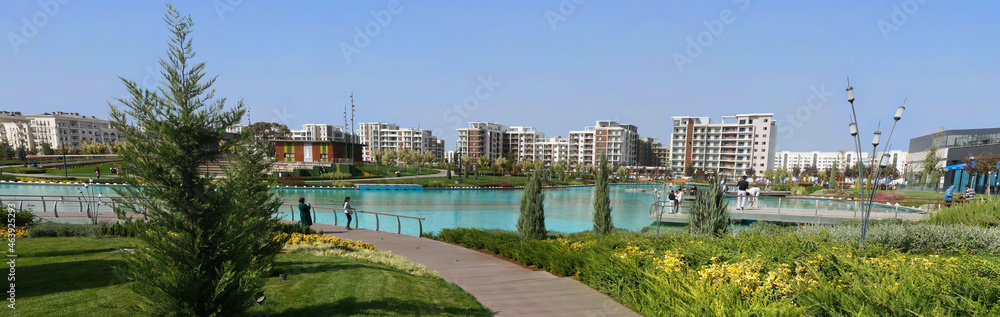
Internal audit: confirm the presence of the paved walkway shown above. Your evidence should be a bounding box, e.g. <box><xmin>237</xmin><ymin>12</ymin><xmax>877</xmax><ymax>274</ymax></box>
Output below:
<box><xmin>304</xmin><ymin>222</ymin><xmax>640</xmax><ymax>317</ymax></box>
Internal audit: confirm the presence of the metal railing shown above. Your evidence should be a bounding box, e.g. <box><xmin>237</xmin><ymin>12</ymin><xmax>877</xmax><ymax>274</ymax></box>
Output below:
<box><xmin>280</xmin><ymin>204</ymin><xmax>425</xmax><ymax>236</ymax></box>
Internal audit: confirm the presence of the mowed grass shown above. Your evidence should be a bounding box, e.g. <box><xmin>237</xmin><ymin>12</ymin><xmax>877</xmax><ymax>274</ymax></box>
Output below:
<box><xmin>357</xmin><ymin>165</ymin><xmax>442</xmax><ymax>177</ymax></box>
<box><xmin>12</xmin><ymin>237</ymin><xmax>490</xmax><ymax>316</ymax></box>
<box><xmin>43</xmin><ymin>162</ymin><xmax>122</xmax><ymax>178</ymax></box>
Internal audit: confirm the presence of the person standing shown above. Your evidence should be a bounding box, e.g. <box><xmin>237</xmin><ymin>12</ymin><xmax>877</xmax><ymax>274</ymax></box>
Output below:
<box><xmin>344</xmin><ymin>197</ymin><xmax>355</xmax><ymax>229</ymax></box>
<box><xmin>675</xmin><ymin>187</ymin><xmax>685</xmax><ymax>213</ymax></box>
<box><xmin>298</xmin><ymin>197</ymin><xmax>312</xmax><ymax>227</ymax></box>
<box><xmin>95</xmin><ymin>167</ymin><xmax>101</xmax><ymax>179</ymax></box>
<box><xmin>736</xmin><ymin>176</ymin><xmax>749</xmax><ymax>210</ymax></box>
<box><xmin>668</xmin><ymin>189</ymin><xmax>678</xmax><ymax>214</ymax></box>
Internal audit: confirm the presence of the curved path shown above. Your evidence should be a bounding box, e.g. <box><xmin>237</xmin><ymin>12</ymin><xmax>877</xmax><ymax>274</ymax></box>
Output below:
<box><xmin>305</xmin><ymin>222</ymin><xmax>640</xmax><ymax>317</ymax></box>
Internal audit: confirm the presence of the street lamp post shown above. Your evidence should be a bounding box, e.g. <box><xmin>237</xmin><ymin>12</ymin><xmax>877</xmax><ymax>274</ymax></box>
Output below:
<box><xmin>848</xmin><ymin>79</ymin><xmax>906</xmax><ymax>248</ymax></box>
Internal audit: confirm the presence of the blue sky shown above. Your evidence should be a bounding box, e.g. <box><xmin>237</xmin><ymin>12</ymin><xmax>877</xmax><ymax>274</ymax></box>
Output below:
<box><xmin>2</xmin><ymin>1</ymin><xmax>997</xmax><ymax>153</ymax></box>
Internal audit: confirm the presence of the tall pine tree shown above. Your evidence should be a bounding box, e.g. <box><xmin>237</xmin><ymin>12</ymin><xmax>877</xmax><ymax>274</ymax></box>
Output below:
<box><xmin>517</xmin><ymin>168</ymin><xmax>546</xmax><ymax>239</ymax></box>
<box><xmin>109</xmin><ymin>5</ymin><xmax>286</xmax><ymax>315</ymax></box>
<box><xmin>593</xmin><ymin>154</ymin><xmax>613</xmax><ymax>234</ymax></box>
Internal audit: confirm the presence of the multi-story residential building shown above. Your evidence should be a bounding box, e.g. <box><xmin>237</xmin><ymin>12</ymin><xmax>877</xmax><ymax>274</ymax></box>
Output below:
<box><xmin>0</xmin><ymin>111</ymin><xmax>118</xmax><ymax>151</ymax></box>
<box><xmin>290</xmin><ymin>124</ymin><xmax>355</xmax><ymax>143</ymax></box>
<box><xmin>568</xmin><ymin>120</ymin><xmax>640</xmax><ymax>166</ymax></box>
<box><xmin>534</xmin><ymin>137</ymin><xmax>571</xmax><ymax>163</ymax></box>
<box><xmin>652</xmin><ymin>140</ymin><xmax>669</xmax><ymax>167</ymax></box>
<box><xmin>357</xmin><ymin>122</ymin><xmax>445</xmax><ymax>161</ymax></box>
<box><xmin>669</xmin><ymin>113</ymin><xmax>777</xmax><ymax>177</ymax></box>
<box><xmin>456</xmin><ymin>122</ymin><xmax>508</xmax><ymax>161</ymax></box>
<box><xmin>506</xmin><ymin>126</ymin><xmax>545</xmax><ymax>162</ymax></box>
<box><xmin>774</xmin><ymin>150</ymin><xmax>908</xmax><ymax>175</ymax></box>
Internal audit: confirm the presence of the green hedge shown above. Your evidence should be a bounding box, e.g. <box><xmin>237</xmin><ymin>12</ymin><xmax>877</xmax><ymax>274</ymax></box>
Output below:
<box><xmin>1</xmin><ymin>206</ymin><xmax>36</xmax><ymax>227</ymax></box>
<box><xmin>431</xmin><ymin>226</ymin><xmax>1000</xmax><ymax>315</ymax></box>
<box><xmin>2</xmin><ymin>167</ymin><xmax>46</xmax><ymax>173</ymax></box>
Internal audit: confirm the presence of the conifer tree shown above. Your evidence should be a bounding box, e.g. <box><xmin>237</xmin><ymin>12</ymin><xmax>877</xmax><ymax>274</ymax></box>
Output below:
<box><xmin>689</xmin><ymin>176</ymin><xmax>730</xmax><ymax>236</ymax></box>
<box><xmin>517</xmin><ymin>168</ymin><xmax>546</xmax><ymax>239</ymax></box>
<box><xmin>593</xmin><ymin>154</ymin><xmax>613</xmax><ymax>234</ymax></box>
<box><xmin>109</xmin><ymin>5</ymin><xmax>285</xmax><ymax>315</ymax></box>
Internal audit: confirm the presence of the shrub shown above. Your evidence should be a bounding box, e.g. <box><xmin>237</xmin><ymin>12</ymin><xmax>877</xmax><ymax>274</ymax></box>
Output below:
<box><xmin>1</xmin><ymin>167</ymin><xmax>46</xmax><ymax>174</ymax></box>
<box><xmin>99</xmin><ymin>220</ymin><xmax>147</xmax><ymax>237</ymax></box>
<box><xmin>28</xmin><ymin>222</ymin><xmax>100</xmax><ymax>238</ymax></box>
<box><xmin>497</xmin><ymin>181</ymin><xmax>513</xmax><ymax>188</ymax></box>
<box><xmin>688</xmin><ymin>177</ymin><xmax>730</xmax><ymax>236</ymax></box>
<box><xmin>927</xmin><ymin>199</ymin><xmax>1000</xmax><ymax>228</ymax></box>
<box><xmin>426</xmin><ymin>180</ymin><xmax>445</xmax><ymax>188</ymax></box>
<box><xmin>320</xmin><ymin>172</ymin><xmax>353</xmax><ymax>180</ymax></box>
<box><xmin>276</xmin><ymin>176</ymin><xmax>306</xmax><ymax>186</ymax></box>
<box><xmin>797</xmin><ymin>221</ymin><xmax>1000</xmax><ymax>254</ymax></box>
<box><xmin>283</xmin><ymin>242</ymin><xmax>438</xmax><ymax>278</ymax></box>
<box><xmin>1</xmin><ymin>206</ymin><xmax>36</xmax><ymax>227</ymax></box>
<box><xmin>274</xmin><ymin>222</ymin><xmax>317</xmax><ymax>235</ymax></box>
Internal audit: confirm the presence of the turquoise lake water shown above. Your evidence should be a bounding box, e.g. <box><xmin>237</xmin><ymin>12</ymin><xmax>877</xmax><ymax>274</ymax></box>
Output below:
<box><xmin>0</xmin><ymin>183</ymin><xmax>908</xmax><ymax>236</ymax></box>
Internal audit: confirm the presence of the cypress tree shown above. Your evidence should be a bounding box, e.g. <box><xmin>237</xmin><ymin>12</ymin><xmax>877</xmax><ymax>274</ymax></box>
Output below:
<box><xmin>593</xmin><ymin>154</ymin><xmax>613</xmax><ymax>234</ymax></box>
<box><xmin>109</xmin><ymin>5</ymin><xmax>286</xmax><ymax>315</ymax></box>
<box><xmin>689</xmin><ymin>176</ymin><xmax>731</xmax><ymax>236</ymax></box>
<box><xmin>517</xmin><ymin>168</ymin><xmax>546</xmax><ymax>239</ymax></box>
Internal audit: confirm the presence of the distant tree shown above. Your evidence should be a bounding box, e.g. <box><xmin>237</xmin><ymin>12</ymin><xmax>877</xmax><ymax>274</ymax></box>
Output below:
<box><xmin>247</xmin><ymin>122</ymin><xmax>291</xmax><ymax>143</ymax></box>
<box><xmin>477</xmin><ymin>155</ymin><xmax>491</xmax><ymax>172</ymax></box>
<box><xmin>460</xmin><ymin>155</ymin><xmax>471</xmax><ymax>177</ymax></box>
<box><xmin>922</xmin><ymin>144</ymin><xmax>941</xmax><ymax>185</ymax></box>
<box><xmin>791</xmin><ymin>166</ymin><xmax>802</xmax><ymax>179</ymax></box>
<box><xmin>689</xmin><ymin>176</ymin><xmax>730</xmax><ymax>236</ymax></box>
<box><xmin>746</xmin><ymin>166</ymin><xmax>756</xmax><ymax>178</ymax></box>
<box><xmin>39</xmin><ymin>142</ymin><xmax>55</xmax><ymax>155</ymax></box>
<box><xmin>763</xmin><ymin>169</ymin><xmax>774</xmax><ymax>182</ymax></box>
<box><xmin>617</xmin><ymin>165</ymin><xmax>629</xmax><ymax>182</ymax></box>
<box><xmin>978</xmin><ymin>153</ymin><xmax>1000</xmax><ymax>197</ymax></box>
<box><xmin>828</xmin><ymin>160</ymin><xmax>839</xmax><ymax>187</ymax></box>
<box><xmin>592</xmin><ymin>154</ymin><xmax>613</xmax><ymax>234</ymax></box>
<box><xmin>108</xmin><ymin>5</ymin><xmax>284</xmax><ymax>315</ymax></box>
<box><xmin>517</xmin><ymin>168</ymin><xmax>546</xmax><ymax>239</ymax></box>
<box><xmin>0</xmin><ymin>140</ymin><xmax>13</xmax><ymax>159</ymax></box>
<box><xmin>963</xmin><ymin>155</ymin><xmax>985</xmax><ymax>190</ymax></box>
<box><xmin>370</xmin><ymin>148</ymin><xmax>383</xmax><ymax>165</ymax></box>
<box><xmin>493</xmin><ymin>156</ymin><xmax>507</xmax><ymax>173</ymax></box>
<box><xmin>684</xmin><ymin>164</ymin><xmax>694</xmax><ymax>177</ymax></box>
<box><xmin>383</xmin><ymin>149</ymin><xmax>397</xmax><ymax>175</ymax></box>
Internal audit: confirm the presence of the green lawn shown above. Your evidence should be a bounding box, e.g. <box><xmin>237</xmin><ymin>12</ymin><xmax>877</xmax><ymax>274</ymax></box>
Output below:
<box><xmin>12</xmin><ymin>237</ymin><xmax>489</xmax><ymax>316</ymax></box>
<box><xmin>43</xmin><ymin>162</ymin><xmax>123</xmax><ymax>178</ymax></box>
<box><xmin>356</xmin><ymin>165</ymin><xmax>442</xmax><ymax>177</ymax></box>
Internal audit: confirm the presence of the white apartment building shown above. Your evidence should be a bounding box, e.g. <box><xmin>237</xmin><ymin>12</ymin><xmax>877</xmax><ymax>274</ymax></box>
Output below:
<box><xmin>358</xmin><ymin>122</ymin><xmax>445</xmax><ymax>161</ymax></box>
<box><xmin>669</xmin><ymin>113</ymin><xmax>777</xmax><ymax>177</ymax></box>
<box><xmin>568</xmin><ymin>120</ymin><xmax>640</xmax><ymax>166</ymax></box>
<box><xmin>290</xmin><ymin>124</ymin><xmax>355</xmax><ymax>143</ymax></box>
<box><xmin>506</xmin><ymin>126</ymin><xmax>545</xmax><ymax>162</ymax></box>
<box><xmin>456</xmin><ymin>122</ymin><xmax>509</xmax><ymax>161</ymax></box>
<box><xmin>774</xmin><ymin>150</ymin><xmax>908</xmax><ymax>174</ymax></box>
<box><xmin>534</xmin><ymin>137</ymin><xmax>571</xmax><ymax>164</ymax></box>
<box><xmin>0</xmin><ymin>111</ymin><xmax>118</xmax><ymax>151</ymax></box>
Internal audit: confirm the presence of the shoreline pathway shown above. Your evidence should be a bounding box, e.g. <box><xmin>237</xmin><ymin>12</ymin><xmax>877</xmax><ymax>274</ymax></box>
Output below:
<box><xmin>303</xmin><ymin>222</ymin><xmax>640</xmax><ymax>317</ymax></box>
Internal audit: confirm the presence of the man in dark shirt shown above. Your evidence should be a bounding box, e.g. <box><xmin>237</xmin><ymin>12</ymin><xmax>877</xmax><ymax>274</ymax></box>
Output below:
<box><xmin>736</xmin><ymin>176</ymin><xmax>749</xmax><ymax>210</ymax></box>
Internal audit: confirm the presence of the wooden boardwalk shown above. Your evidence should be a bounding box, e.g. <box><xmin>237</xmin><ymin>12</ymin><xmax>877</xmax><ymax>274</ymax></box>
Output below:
<box><xmin>305</xmin><ymin>222</ymin><xmax>640</xmax><ymax>317</ymax></box>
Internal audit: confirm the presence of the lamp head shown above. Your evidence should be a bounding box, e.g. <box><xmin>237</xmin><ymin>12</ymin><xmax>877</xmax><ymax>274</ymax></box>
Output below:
<box><xmin>849</xmin><ymin>122</ymin><xmax>858</xmax><ymax>136</ymax></box>
<box><xmin>894</xmin><ymin>106</ymin><xmax>905</xmax><ymax>121</ymax></box>
<box><xmin>879</xmin><ymin>153</ymin><xmax>891</xmax><ymax>167</ymax></box>
<box><xmin>872</xmin><ymin>130</ymin><xmax>882</xmax><ymax>147</ymax></box>
<box><xmin>846</xmin><ymin>86</ymin><xmax>855</xmax><ymax>103</ymax></box>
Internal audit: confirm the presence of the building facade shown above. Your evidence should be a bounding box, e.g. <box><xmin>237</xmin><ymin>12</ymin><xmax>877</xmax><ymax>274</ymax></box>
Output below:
<box><xmin>568</xmin><ymin>120</ymin><xmax>640</xmax><ymax>166</ymax></box>
<box><xmin>290</xmin><ymin>124</ymin><xmax>355</xmax><ymax>143</ymax></box>
<box><xmin>0</xmin><ymin>111</ymin><xmax>118</xmax><ymax>151</ymax></box>
<box><xmin>456</xmin><ymin>122</ymin><xmax>509</xmax><ymax>161</ymax></box>
<box><xmin>358</xmin><ymin>122</ymin><xmax>445</xmax><ymax>162</ymax></box>
<box><xmin>774</xmin><ymin>150</ymin><xmax>907</xmax><ymax>174</ymax></box>
<box><xmin>908</xmin><ymin>127</ymin><xmax>1000</xmax><ymax>191</ymax></box>
<box><xmin>669</xmin><ymin>113</ymin><xmax>777</xmax><ymax>177</ymax></box>
<box><xmin>272</xmin><ymin>140</ymin><xmax>363</xmax><ymax>164</ymax></box>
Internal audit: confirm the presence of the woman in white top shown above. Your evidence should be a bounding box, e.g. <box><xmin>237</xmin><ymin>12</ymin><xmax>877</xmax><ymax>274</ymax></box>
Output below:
<box><xmin>344</xmin><ymin>197</ymin><xmax>355</xmax><ymax>230</ymax></box>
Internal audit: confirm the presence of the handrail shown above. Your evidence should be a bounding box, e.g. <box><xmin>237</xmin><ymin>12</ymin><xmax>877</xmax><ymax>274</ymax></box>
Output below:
<box><xmin>280</xmin><ymin>203</ymin><xmax>425</xmax><ymax>236</ymax></box>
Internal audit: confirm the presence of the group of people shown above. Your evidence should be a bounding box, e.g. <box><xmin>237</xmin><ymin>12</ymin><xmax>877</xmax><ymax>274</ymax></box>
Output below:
<box><xmin>665</xmin><ymin>176</ymin><xmax>763</xmax><ymax>214</ymax></box>
<box><xmin>297</xmin><ymin>197</ymin><xmax>357</xmax><ymax>229</ymax></box>
<box><xmin>94</xmin><ymin>166</ymin><xmax>121</xmax><ymax>179</ymax></box>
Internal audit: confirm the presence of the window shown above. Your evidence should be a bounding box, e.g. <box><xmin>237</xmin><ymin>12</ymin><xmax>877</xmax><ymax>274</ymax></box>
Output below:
<box><xmin>755</xmin><ymin>134</ymin><xmax>759</xmax><ymax>137</ymax></box>
<box><xmin>764</xmin><ymin>119</ymin><xmax>768</xmax><ymax>122</ymax></box>
<box><xmin>754</xmin><ymin>142</ymin><xmax>759</xmax><ymax>145</ymax></box>
<box><xmin>739</xmin><ymin>120</ymin><xmax>746</xmax><ymax>124</ymax></box>
<box><xmin>749</xmin><ymin>119</ymin><xmax>753</xmax><ymax>124</ymax></box>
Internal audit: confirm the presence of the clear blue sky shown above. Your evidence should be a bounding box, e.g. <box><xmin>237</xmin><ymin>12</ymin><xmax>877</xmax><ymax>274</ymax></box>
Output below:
<box><xmin>2</xmin><ymin>1</ymin><xmax>997</xmax><ymax>153</ymax></box>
